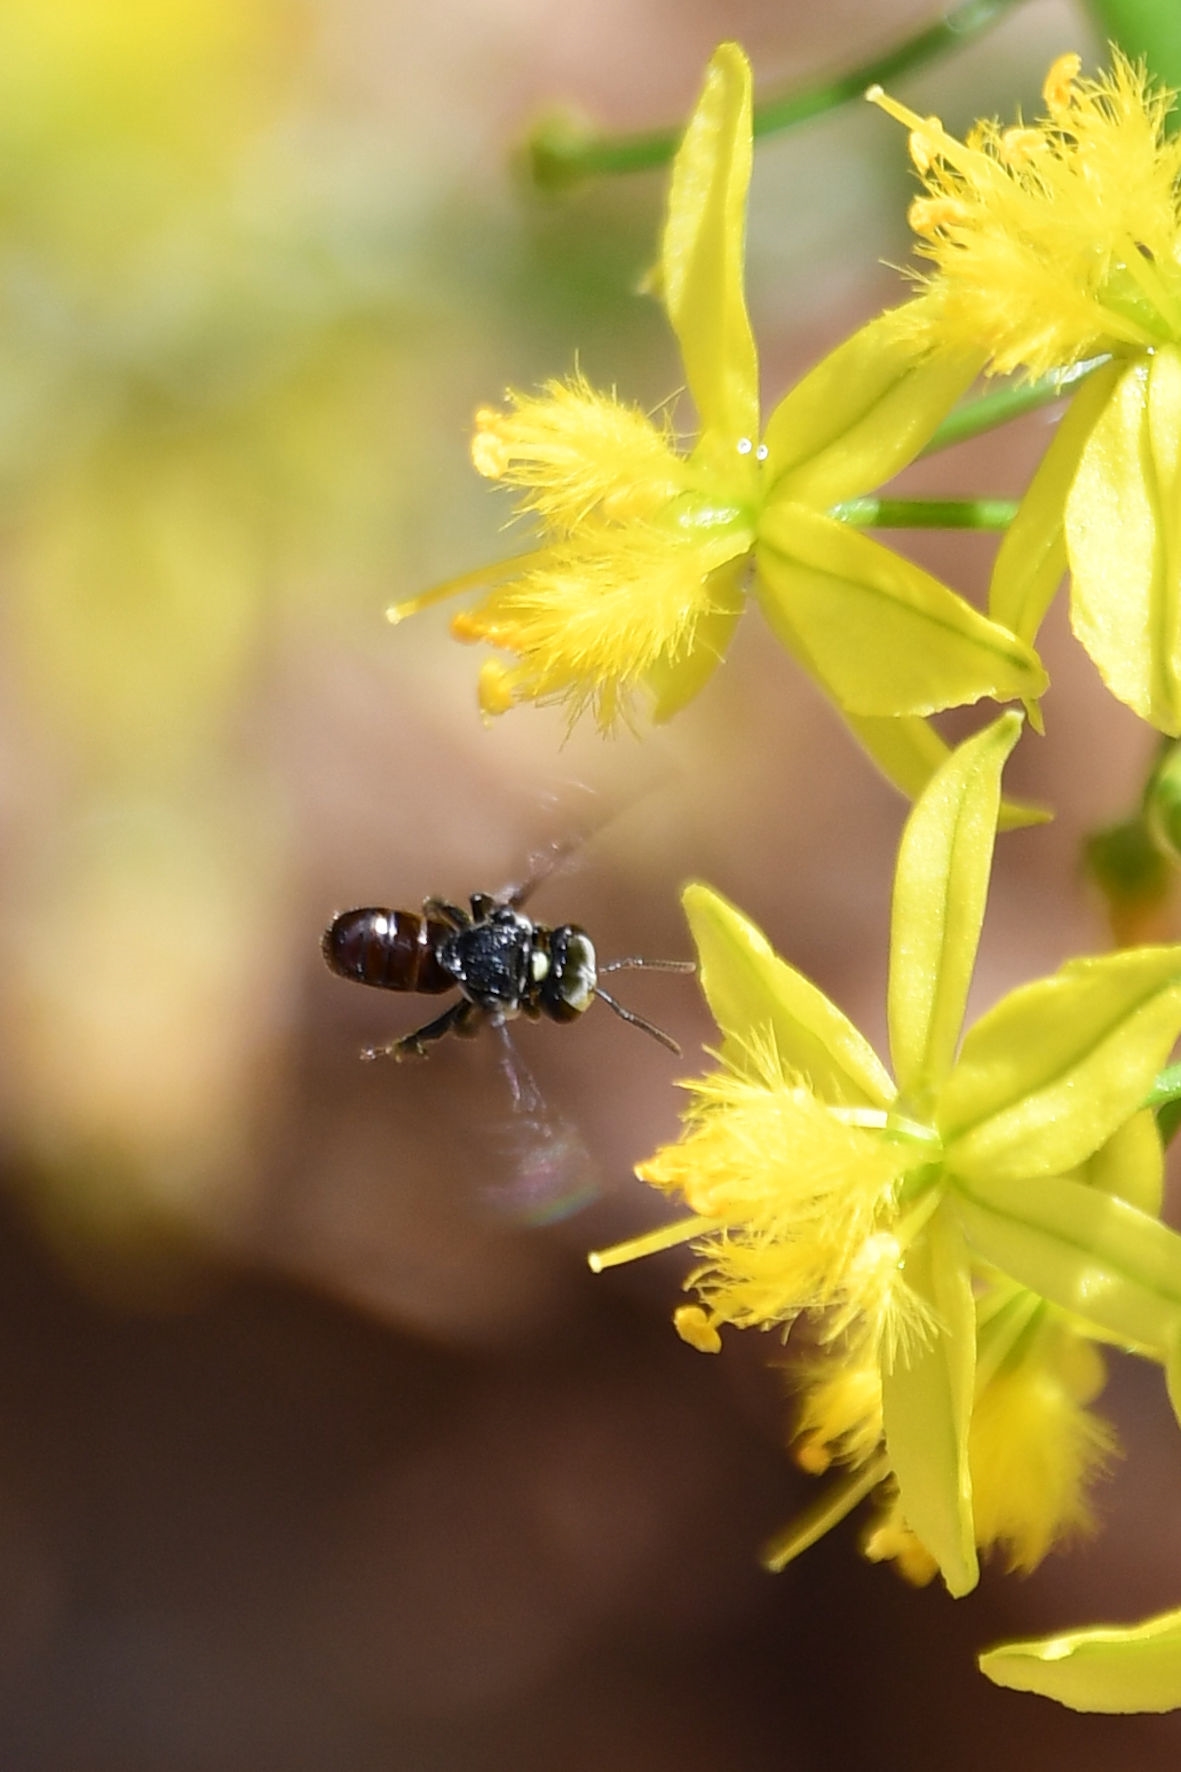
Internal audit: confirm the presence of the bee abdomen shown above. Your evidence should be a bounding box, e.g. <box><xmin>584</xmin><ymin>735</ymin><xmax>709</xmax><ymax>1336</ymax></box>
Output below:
<box><xmin>321</xmin><ymin>908</ymin><xmax>454</xmax><ymax>993</ymax></box>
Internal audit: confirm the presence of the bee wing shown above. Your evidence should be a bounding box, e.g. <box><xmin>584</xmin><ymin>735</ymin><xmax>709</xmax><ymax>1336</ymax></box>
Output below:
<box><xmin>479</xmin><ymin>1027</ymin><xmax>599</xmax><ymax>1224</ymax></box>
<box><xmin>484</xmin><ymin>1104</ymin><xmax>600</xmax><ymax>1226</ymax></box>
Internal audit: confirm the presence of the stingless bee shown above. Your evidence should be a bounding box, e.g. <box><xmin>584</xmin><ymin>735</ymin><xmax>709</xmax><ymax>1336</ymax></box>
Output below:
<box><xmin>321</xmin><ymin>874</ymin><xmax>693</xmax><ymax>1061</ymax></box>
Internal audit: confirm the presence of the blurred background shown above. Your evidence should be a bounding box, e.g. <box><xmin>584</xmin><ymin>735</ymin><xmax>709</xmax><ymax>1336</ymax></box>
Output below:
<box><xmin>0</xmin><ymin>0</ymin><xmax>1178</xmax><ymax>1765</ymax></box>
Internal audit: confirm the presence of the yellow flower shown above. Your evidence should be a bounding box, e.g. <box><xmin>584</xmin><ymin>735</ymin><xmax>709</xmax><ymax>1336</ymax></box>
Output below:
<box><xmin>855</xmin><ymin>1299</ymin><xmax>1116</xmax><ymax>1582</ymax></box>
<box><xmin>396</xmin><ymin>44</ymin><xmax>1047</xmax><ymax>767</ymax></box>
<box><xmin>637</xmin><ymin>1048</ymin><xmax>931</xmax><ymax>1370</ymax></box>
<box><xmin>448</xmin><ymin>374</ymin><xmax>757</xmax><ymax>729</ymax></box>
<box><xmin>869</xmin><ymin>52</ymin><xmax>1181</xmax><ymax>379</ymax></box>
<box><xmin>966</xmin><ymin>1329</ymin><xmax>1114</xmax><ymax>1573</ymax></box>
<box><xmin>871</xmin><ymin>53</ymin><xmax>1181</xmax><ymax>735</ymax></box>
<box><xmin>783</xmin><ymin>1287</ymin><xmax>1116</xmax><ymax>1590</ymax></box>
<box><xmin>594</xmin><ymin>714</ymin><xmax>1181</xmax><ymax>1596</ymax></box>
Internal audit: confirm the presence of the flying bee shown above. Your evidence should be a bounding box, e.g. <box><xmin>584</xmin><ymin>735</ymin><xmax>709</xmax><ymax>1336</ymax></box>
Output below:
<box><xmin>321</xmin><ymin>876</ymin><xmax>694</xmax><ymax>1061</ymax></box>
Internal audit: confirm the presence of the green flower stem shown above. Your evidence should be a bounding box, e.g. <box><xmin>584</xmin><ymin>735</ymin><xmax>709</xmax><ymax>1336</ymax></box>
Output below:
<box><xmin>1084</xmin><ymin>737</ymin><xmax>1176</xmax><ymax>954</ymax></box>
<box><xmin>1146</xmin><ymin>1061</ymin><xmax>1181</xmax><ymax>1145</ymax></box>
<box><xmin>922</xmin><ymin>358</ymin><xmax>1111</xmax><ymax>457</ymax></box>
<box><xmin>831</xmin><ymin>497</ymin><xmax>1018</xmax><ymax>531</ymax></box>
<box><xmin>1146</xmin><ymin>1062</ymin><xmax>1181</xmax><ymax>1111</ymax></box>
<box><xmin>1083</xmin><ymin>0</ymin><xmax>1181</xmax><ymax>93</ymax></box>
<box><xmin>527</xmin><ymin>0</ymin><xmax>1022</xmax><ymax>187</ymax></box>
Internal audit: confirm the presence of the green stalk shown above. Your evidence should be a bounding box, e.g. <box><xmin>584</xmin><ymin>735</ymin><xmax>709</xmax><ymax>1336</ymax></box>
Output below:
<box><xmin>527</xmin><ymin>0</ymin><xmax>1024</xmax><ymax>188</ymax></box>
<box><xmin>921</xmin><ymin>359</ymin><xmax>1111</xmax><ymax>457</ymax></box>
<box><xmin>1145</xmin><ymin>1063</ymin><xmax>1181</xmax><ymax>1145</ymax></box>
<box><xmin>831</xmin><ymin>497</ymin><xmax>1018</xmax><ymax>531</ymax></box>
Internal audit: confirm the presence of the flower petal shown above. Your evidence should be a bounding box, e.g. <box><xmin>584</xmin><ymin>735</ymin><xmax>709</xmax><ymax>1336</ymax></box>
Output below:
<box><xmin>682</xmin><ymin>882</ymin><xmax>893</xmax><ymax>1107</ymax></box>
<box><xmin>838</xmin><ymin>711</ymin><xmax>1050</xmax><ymax>827</ymax></box>
<box><xmin>990</xmin><ymin>362</ymin><xmax>1121</xmax><ymax>646</ymax></box>
<box><xmin>939</xmin><ymin>946</ymin><xmax>1181</xmax><ymax>1183</ymax></box>
<box><xmin>662</xmin><ymin>43</ymin><xmax>758</xmax><ymax>447</ymax></box>
<box><xmin>980</xmin><ymin>1608</ymin><xmax>1181</xmax><ymax>1713</ymax></box>
<box><xmin>888</xmin><ymin>712</ymin><xmax>1022</xmax><ymax>1108</ymax></box>
<box><xmin>1066</xmin><ymin>348</ymin><xmax>1181</xmax><ymax>734</ymax></box>
<box><xmin>755</xmin><ymin>504</ymin><xmax>1048</xmax><ymax>716</ymax></box>
<box><xmin>762</xmin><ymin>309</ymin><xmax>983</xmax><ymax>508</ymax></box>
<box><xmin>880</xmin><ymin>1207</ymin><xmax>979</xmax><ymax>1597</ymax></box>
<box><xmin>953</xmin><ymin>1169</ymin><xmax>1181</xmax><ymax>1353</ymax></box>
<box><xmin>645</xmin><ymin>554</ymin><xmax>746</xmax><ymax>721</ymax></box>
<box><xmin>1080</xmin><ymin>1109</ymin><xmax>1164</xmax><ymax>1217</ymax></box>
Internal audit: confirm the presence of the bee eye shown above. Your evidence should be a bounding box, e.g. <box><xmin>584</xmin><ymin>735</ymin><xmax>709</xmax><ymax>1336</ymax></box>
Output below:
<box><xmin>556</xmin><ymin>932</ymin><xmax>596</xmax><ymax>1012</ymax></box>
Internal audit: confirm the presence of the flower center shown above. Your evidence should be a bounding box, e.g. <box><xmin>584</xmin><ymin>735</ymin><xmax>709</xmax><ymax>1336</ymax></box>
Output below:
<box><xmin>1099</xmin><ymin>251</ymin><xmax>1181</xmax><ymax>349</ymax></box>
<box><xmin>662</xmin><ymin>485</ymin><xmax>758</xmax><ymax>553</ymax></box>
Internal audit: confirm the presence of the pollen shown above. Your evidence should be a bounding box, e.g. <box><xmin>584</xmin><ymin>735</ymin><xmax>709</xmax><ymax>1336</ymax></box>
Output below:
<box><xmin>476</xmin><ymin>659</ymin><xmax>517</xmax><ymax>718</ymax></box>
<box><xmin>863</xmin><ymin>1512</ymin><xmax>940</xmax><ymax>1587</ymax></box>
<box><xmin>997</xmin><ymin>126</ymin><xmax>1044</xmax><ymax>167</ymax></box>
<box><xmin>907</xmin><ymin>120</ymin><xmax>947</xmax><ymax>176</ymax></box>
<box><xmin>450</xmin><ymin>611</ymin><xmax>481</xmax><ymax>644</ymax></box>
<box><xmin>908</xmin><ymin>196</ymin><xmax>972</xmax><ymax>236</ymax></box>
<box><xmin>674</xmin><ymin>1303</ymin><xmax>723</xmax><ymax>1353</ymax></box>
<box><xmin>1043</xmin><ymin>51</ymin><xmax>1083</xmax><ymax>114</ymax></box>
<box><xmin>471</xmin><ymin>408</ymin><xmax>513</xmax><ymax>479</ymax></box>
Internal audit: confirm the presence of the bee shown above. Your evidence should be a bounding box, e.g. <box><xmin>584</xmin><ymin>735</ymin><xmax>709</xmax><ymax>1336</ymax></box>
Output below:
<box><xmin>321</xmin><ymin>877</ymin><xmax>693</xmax><ymax>1061</ymax></box>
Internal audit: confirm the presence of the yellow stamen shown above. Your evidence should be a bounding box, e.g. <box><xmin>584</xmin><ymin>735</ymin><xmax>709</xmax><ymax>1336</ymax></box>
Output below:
<box><xmin>907</xmin><ymin>124</ymin><xmax>946</xmax><ymax>176</ymax></box>
<box><xmin>386</xmin><ymin>550</ymin><xmax>548</xmax><ymax>625</ymax></box>
<box><xmin>794</xmin><ymin>1435</ymin><xmax>832</xmax><ymax>1476</ymax></box>
<box><xmin>761</xmin><ymin>1453</ymin><xmax>890</xmax><ymax>1572</ymax></box>
<box><xmin>477</xmin><ymin>659</ymin><xmax>517</xmax><ymax>717</ymax></box>
<box><xmin>587</xmin><ymin>1213</ymin><xmax>716</xmax><ymax>1273</ymax></box>
<box><xmin>863</xmin><ymin>1517</ymin><xmax>940</xmax><ymax>1586</ymax></box>
<box><xmin>908</xmin><ymin>195</ymin><xmax>972</xmax><ymax>236</ymax></box>
<box><xmin>865</xmin><ymin>86</ymin><xmax>948</xmax><ymax>172</ymax></box>
<box><xmin>674</xmin><ymin>1304</ymin><xmax>722</xmax><ymax>1353</ymax></box>
<box><xmin>998</xmin><ymin>126</ymin><xmax>1044</xmax><ymax>165</ymax></box>
<box><xmin>471</xmin><ymin>407</ymin><xmax>512</xmax><ymax>479</ymax></box>
<box><xmin>1043</xmin><ymin>51</ymin><xmax>1083</xmax><ymax>114</ymax></box>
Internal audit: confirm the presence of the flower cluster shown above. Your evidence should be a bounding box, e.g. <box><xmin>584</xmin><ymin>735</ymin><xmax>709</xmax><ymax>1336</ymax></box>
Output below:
<box><xmin>395</xmin><ymin>35</ymin><xmax>1181</xmax><ymax>1718</ymax></box>
<box><xmin>596</xmin><ymin>717</ymin><xmax>1181</xmax><ymax>1627</ymax></box>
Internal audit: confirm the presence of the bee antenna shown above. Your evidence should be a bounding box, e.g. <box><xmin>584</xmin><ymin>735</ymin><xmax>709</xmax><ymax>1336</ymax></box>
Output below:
<box><xmin>593</xmin><ymin>986</ymin><xmax>682</xmax><ymax>1055</ymax></box>
<box><xmin>598</xmin><ymin>955</ymin><xmax>696</xmax><ymax>975</ymax></box>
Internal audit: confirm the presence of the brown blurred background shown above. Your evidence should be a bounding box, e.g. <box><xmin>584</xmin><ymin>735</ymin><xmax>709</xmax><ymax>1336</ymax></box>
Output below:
<box><xmin>0</xmin><ymin>0</ymin><xmax>1179</xmax><ymax>1765</ymax></box>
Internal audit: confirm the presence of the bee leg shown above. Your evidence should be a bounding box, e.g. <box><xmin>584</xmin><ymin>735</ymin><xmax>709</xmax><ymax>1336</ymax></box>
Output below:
<box><xmin>361</xmin><ymin>998</ymin><xmax>477</xmax><ymax>1062</ymax></box>
<box><xmin>451</xmin><ymin>999</ymin><xmax>484</xmax><ymax>1039</ymax></box>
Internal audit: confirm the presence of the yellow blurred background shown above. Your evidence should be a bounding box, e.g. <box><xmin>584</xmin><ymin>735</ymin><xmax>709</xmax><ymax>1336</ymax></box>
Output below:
<box><xmin>0</xmin><ymin>0</ymin><xmax>1179</xmax><ymax>1765</ymax></box>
